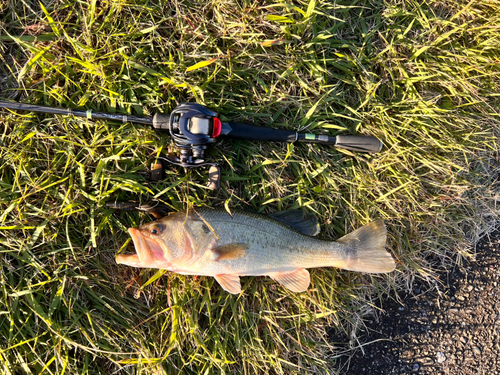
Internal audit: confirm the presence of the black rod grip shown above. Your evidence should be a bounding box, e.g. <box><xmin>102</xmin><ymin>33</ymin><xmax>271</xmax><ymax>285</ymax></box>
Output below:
<box><xmin>224</xmin><ymin>122</ymin><xmax>297</xmax><ymax>142</ymax></box>
<box><xmin>334</xmin><ymin>135</ymin><xmax>383</xmax><ymax>153</ymax></box>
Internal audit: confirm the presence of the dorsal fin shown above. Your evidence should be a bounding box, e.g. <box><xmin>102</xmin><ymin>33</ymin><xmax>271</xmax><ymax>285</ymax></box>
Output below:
<box><xmin>269</xmin><ymin>209</ymin><xmax>320</xmax><ymax>236</ymax></box>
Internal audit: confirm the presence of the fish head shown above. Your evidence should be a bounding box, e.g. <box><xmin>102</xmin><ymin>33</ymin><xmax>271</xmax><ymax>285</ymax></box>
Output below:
<box><xmin>116</xmin><ymin>213</ymin><xmax>203</xmax><ymax>269</ymax></box>
<box><xmin>116</xmin><ymin>221</ymin><xmax>175</xmax><ymax>268</ymax></box>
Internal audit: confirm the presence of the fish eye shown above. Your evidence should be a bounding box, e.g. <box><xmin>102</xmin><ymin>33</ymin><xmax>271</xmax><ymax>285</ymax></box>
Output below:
<box><xmin>150</xmin><ymin>225</ymin><xmax>163</xmax><ymax>235</ymax></box>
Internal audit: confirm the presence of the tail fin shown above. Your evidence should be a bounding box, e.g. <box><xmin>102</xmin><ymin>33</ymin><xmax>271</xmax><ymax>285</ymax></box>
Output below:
<box><xmin>336</xmin><ymin>219</ymin><xmax>395</xmax><ymax>273</ymax></box>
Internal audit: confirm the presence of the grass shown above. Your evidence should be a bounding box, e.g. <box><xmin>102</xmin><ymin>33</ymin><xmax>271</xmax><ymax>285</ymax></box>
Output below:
<box><xmin>1</xmin><ymin>0</ymin><xmax>499</xmax><ymax>373</ymax></box>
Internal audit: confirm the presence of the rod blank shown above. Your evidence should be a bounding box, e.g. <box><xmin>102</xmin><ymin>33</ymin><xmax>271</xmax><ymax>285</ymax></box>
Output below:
<box><xmin>0</xmin><ymin>100</ymin><xmax>153</xmax><ymax>125</ymax></box>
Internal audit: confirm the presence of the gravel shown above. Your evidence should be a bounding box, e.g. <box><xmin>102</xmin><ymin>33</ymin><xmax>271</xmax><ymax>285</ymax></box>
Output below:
<box><xmin>331</xmin><ymin>228</ymin><xmax>500</xmax><ymax>374</ymax></box>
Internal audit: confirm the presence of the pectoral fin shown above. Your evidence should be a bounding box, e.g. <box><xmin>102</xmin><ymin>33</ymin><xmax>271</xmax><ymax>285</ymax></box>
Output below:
<box><xmin>215</xmin><ymin>274</ymin><xmax>242</xmax><ymax>294</ymax></box>
<box><xmin>269</xmin><ymin>269</ymin><xmax>310</xmax><ymax>293</ymax></box>
<box><xmin>211</xmin><ymin>243</ymin><xmax>248</xmax><ymax>261</ymax></box>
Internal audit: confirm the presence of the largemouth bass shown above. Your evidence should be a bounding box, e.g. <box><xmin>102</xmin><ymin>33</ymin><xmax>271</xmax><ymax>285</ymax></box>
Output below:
<box><xmin>116</xmin><ymin>208</ymin><xmax>395</xmax><ymax>294</ymax></box>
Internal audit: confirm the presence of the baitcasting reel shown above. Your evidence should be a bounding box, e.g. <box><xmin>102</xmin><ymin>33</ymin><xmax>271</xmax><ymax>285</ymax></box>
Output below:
<box><xmin>151</xmin><ymin>103</ymin><xmax>223</xmax><ymax>189</ymax></box>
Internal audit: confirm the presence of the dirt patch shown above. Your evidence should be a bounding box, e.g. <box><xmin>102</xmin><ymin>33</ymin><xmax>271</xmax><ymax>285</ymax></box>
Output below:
<box><xmin>331</xmin><ymin>229</ymin><xmax>500</xmax><ymax>374</ymax></box>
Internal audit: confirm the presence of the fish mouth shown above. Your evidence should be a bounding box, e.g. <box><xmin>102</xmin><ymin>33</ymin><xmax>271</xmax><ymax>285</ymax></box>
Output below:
<box><xmin>116</xmin><ymin>228</ymin><xmax>166</xmax><ymax>267</ymax></box>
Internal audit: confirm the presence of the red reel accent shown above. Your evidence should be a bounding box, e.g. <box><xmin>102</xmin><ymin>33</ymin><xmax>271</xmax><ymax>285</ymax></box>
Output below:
<box><xmin>212</xmin><ymin>118</ymin><xmax>222</xmax><ymax>138</ymax></box>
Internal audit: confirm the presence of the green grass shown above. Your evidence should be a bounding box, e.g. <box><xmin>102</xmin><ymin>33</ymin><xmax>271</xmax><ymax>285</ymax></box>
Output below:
<box><xmin>1</xmin><ymin>0</ymin><xmax>499</xmax><ymax>373</ymax></box>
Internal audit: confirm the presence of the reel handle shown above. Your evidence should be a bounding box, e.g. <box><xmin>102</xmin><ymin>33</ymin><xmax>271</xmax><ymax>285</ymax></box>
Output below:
<box><xmin>223</xmin><ymin>122</ymin><xmax>383</xmax><ymax>153</ymax></box>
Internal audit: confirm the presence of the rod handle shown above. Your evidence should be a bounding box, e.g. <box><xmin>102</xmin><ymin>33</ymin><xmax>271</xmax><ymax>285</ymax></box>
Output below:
<box><xmin>297</xmin><ymin>133</ymin><xmax>383</xmax><ymax>153</ymax></box>
<box><xmin>223</xmin><ymin>122</ymin><xmax>297</xmax><ymax>142</ymax></box>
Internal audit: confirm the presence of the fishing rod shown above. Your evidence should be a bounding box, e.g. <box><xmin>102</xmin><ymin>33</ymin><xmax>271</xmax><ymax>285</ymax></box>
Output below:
<box><xmin>0</xmin><ymin>100</ymin><xmax>383</xmax><ymax>189</ymax></box>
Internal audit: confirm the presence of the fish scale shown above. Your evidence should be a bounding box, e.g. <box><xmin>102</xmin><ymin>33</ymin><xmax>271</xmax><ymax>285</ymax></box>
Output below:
<box><xmin>117</xmin><ymin>208</ymin><xmax>396</xmax><ymax>294</ymax></box>
<box><xmin>196</xmin><ymin>215</ymin><xmax>332</xmax><ymax>272</ymax></box>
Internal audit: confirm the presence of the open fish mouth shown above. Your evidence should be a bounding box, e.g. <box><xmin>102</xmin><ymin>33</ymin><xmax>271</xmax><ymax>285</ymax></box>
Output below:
<box><xmin>116</xmin><ymin>228</ymin><xmax>165</xmax><ymax>267</ymax></box>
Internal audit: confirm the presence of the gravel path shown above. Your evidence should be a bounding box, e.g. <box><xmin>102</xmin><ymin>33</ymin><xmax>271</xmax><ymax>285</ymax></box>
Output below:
<box><xmin>332</xmin><ymin>229</ymin><xmax>500</xmax><ymax>374</ymax></box>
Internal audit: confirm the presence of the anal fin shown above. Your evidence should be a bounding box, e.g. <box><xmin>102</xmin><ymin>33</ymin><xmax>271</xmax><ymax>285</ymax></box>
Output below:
<box><xmin>215</xmin><ymin>274</ymin><xmax>242</xmax><ymax>294</ymax></box>
<box><xmin>269</xmin><ymin>268</ymin><xmax>310</xmax><ymax>293</ymax></box>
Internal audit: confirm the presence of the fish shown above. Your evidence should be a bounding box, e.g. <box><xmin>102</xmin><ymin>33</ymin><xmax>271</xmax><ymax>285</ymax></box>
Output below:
<box><xmin>116</xmin><ymin>208</ymin><xmax>396</xmax><ymax>294</ymax></box>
